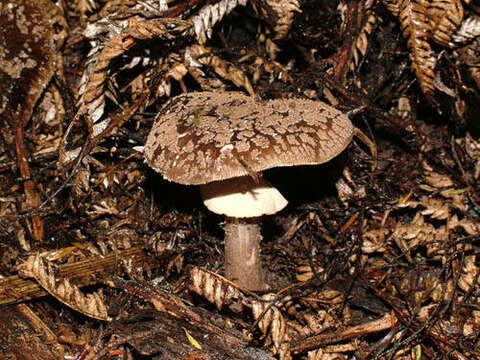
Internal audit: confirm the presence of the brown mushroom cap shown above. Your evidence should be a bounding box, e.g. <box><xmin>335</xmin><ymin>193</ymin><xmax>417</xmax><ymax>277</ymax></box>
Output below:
<box><xmin>144</xmin><ymin>91</ymin><xmax>354</xmax><ymax>185</ymax></box>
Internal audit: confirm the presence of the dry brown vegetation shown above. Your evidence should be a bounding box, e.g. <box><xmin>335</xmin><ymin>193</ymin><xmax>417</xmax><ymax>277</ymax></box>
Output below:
<box><xmin>1</xmin><ymin>0</ymin><xmax>480</xmax><ymax>358</ymax></box>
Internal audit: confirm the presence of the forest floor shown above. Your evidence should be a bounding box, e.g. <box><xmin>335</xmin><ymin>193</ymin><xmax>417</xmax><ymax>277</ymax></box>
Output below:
<box><xmin>1</xmin><ymin>0</ymin><xmax>480</xmax><ymax>359</ymax></box>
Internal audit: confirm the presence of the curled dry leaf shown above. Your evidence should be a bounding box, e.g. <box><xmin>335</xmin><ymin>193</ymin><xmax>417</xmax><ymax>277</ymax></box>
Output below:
<box><xmin>299</xmin><ymin>289</ymin><xmax>344</xmax><ymax>308</ymax></box>
<box><xmin>307</xmin><ymin>349</ymin><xmax>325</xmax><ymax>360</ymax></box>
<box><xmin>250</xmin><ymin>55</ymin><xmax>293</xmax><ymax>84</ymax></box>
<box><xmin>18</xmin><ymin>254</ymin><xmax>111</xmax><ymax>321</ymax></box>
<box><xmin>398</xmin><ymin>194</ymin><xmax>477</xmax><ymax>234</ymax></box>
<box><xmin>354</xmin><ymin>13</ymin><xmax>377</xmax><ymax>66</ymax></box>
<box><xmin>252</xmin><ymin>294</ymin><xmax>289</xmax><ymax>354</ymax></box>
<box><xmin>371</xmin><ymin>192</ymin><xmax>479</xmax><ymax>261</ymax></box>
<box><xmin>448</xmin><ymin>214</ymin><xmax>480</xmax><ymax>235</ymax></box>
<box><xmin>397</xmin><ymin>96</ymin><xmax>412</xmax><ymax>120</ymax></box>
<box><xmin>295</xmin><ymin>259</ymin><xmax>324</xmax><ymax>282</ymax></box>
<box><xmin>335</xmin><ymin>176</ymin><xmax>366</xmax><ymax>205</ymax></box>
<box><xmin>392</xmin><ymin>213</ymin><xmax>447</xmax><ymax>253</ymax></box>
<box><xmin>74</xmin><ymin>0</ymin><xmax>97</xmax><ymax>17</ymax></box>
<box><xmin>335</xmin><ymin>178</ymin><xmax>355</xmax><ymax>205</ymax></box>
<box><xmin>423</xmin><ymin>169</ymin><xmax>454</xmax><ymax>189</ymax></box>
<box><xmin>398</xmin><ymin>196</ymin><xmax>450</xmax><ymax>220</ymax></box>
<box><xmin>419</xmin><ymin>164</ymin><xmax>470</xmax><ymax>212</ymax></box>
<box><xmin>391</xmin><ymin>213</ymin><xmax>478</xmax><ymax>260</ymax></box>
<box><xmin>362</xmin><ymin>228</ymin><xmax>389</xmax><ymax>253</ymax></box>
<box><xmin>296</xmin><ymin>265</ymin><xmax>314</xmax><ymax>282</ymax></box>
<box><xmin>308</xmin><ymin>345</ymin><xmax>356</xmax><ymax>360</ymax></box>
<box><xmin>153</xmin><ymin>53</ymin><xmax>188</xmax><ymax>99</ymax></box>
<box><xmin>383</xmin><ymin>0</ymin><xmax>400</xmax><ymax>15</ymax></box>
<box><xmin>302</xmin><ymin>312</ymin><xmax>327</xmax><ymax>334</ymax></box>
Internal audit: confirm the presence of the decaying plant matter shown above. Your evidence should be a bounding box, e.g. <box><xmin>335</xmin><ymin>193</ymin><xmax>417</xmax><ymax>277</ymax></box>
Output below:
<box><xmin>0</xmin><ymin>0</ymin><xmax>58</xmax><ymax>241</ymax></box>
<box><xmin>2</xmin><ymin>0</ymin><xmax>480</xmax><ymax>358</ymax></box>
<box><xmin>18</xmin><ymin>253</ymin><xmax>111</xmax><ymax>320</ymax></box>
<box><xmin>64</xmin><ymin>0</ymin><xmax>296</xmax><ymax>164</ymax></box>
<box><xmin>382</xmin><ymin>0</ymin><xmax>437</xmax><ymax>97</ymax></box>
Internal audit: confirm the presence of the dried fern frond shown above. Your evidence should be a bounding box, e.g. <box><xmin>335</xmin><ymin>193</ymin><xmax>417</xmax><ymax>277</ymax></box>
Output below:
<box><xmin>347</xmin><ymin>0</ymin><xmax>377</xmax><ymax>71</ymax></box>
<box><xmin>428</xmin><ymin>0</ymin><xmax>463</xmax><ymax>47</ymax></box>
<box><xmin>76</xmin><ymin>18</ymin><xmax>193</xmax><ymax>139</ymax></box>
<box><xmin>462</xmin><ymin>133</ymin><xmax>480</xmax><ymax>180</ymax></box>
<box><xmin>383</xmin><ymin>0</ymin><xmax>400</xmax><ymax>16</ymax></box>
<box><xmin>251</xmin><ymin>0</ymin><xmax>301</xmax><ymax>39</ymax></box>
<box><xmin>398</xmin><ymin>196</ymin><xmax>450</xmax><ymax>219</ymax></box>
<box><xmin>190</xmin><ymin>0</ymin><xmax>248</xmax><ymax>43</ymax></box>
<box><xmin>397</xmin><ymin>195</ymin><xmax>479</xmax><ymax>233</ymax></box>
<box><xmin>75</xmin><ymin>0</ymin><xmax>249</xmax><ymax>148</ymax></box>
<box><xmin>73</xmin><ymin>0</ymin><xmax>97</xmax><ymax>17</ymax></box>
<box><xmin>186</xmin><ymin>45</ymin><xmax>255</xmax><ymax>95</ymax></box>
<box><xmin>454</xmin><ymin>37</ymin><xmax>480</xmax><ymax>89</ymax></box>
<box><xmin>362</xmin><ymin>228</ymin><xmax>389</xmax><ymax>253</ymax></box>
<box><xmin>398</xmin><ymin>0</ymin><xmax>436</xmax><ymax>97</ymax></box>
<box><xmin>458</xmin><ymin>244</ymin><xmax>480</xmax><ymax>293</ymax></box>
<box><xmin>392</xmin><ymin>213</ymin><xmax>448</xmax><ymax>255</ymax></box>
<box><xmin>189</xmin><ymin>267</ymin><xmax>246</xmax><ymax>310</ymax></box>
<box><xmin>189</xmin><ymin>267</ymin><xmax>291</xmax><ymax>357</ymax></box>
<box><xmin>452</xmin><ymin>14</ymin><xmax>480</xmax><ymax>43</ymax></box>
<box><xmin>351</xmin><ymin>12</ymin><xmax>377</xmax><ymax>69</ymax></box>
<box><xmin>18</xmin><ymin>254</ymin><xmax>111</xmax><ymax>320</ymax></box>
<box><xmin>250</xmin><ymin>55</ymin><xmax>294</xmax><ymax>84</ymax></box>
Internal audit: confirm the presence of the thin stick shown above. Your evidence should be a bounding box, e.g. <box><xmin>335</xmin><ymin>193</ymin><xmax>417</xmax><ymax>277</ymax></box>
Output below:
<box><xmin>291</xmin><ymin>312</ymin><xmax>395</xmax><ymax>355</ymax></box>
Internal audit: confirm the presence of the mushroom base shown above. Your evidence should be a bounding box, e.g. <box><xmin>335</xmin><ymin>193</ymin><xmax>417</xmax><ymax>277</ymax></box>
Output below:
<box><xmin>224</xmin><ymin>217</ymin><xmax>267</xmax><ymax>291</ymax></box>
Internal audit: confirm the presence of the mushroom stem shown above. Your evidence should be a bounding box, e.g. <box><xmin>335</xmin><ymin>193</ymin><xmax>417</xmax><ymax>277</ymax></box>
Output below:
<box><xmin>224</xmin><ymin>217</ymin><xmax>266</xmax><ymax>291</ymax></box>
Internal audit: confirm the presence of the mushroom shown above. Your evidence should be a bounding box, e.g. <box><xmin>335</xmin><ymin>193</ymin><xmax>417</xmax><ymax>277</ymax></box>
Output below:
<box><xmin>144</xmin><ymin>91</ymin><xmax>375</xmax><ymax>291</ymax></box>
<box><xmin>200</xmin><ymin>175</ymin><xmax>288</xmax><ymax>290</ymax></box>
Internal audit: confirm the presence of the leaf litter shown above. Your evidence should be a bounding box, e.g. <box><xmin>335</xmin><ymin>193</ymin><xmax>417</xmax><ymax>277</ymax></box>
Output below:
<box><xmin>1</xmin><ymin>0</ymin><xmax>480</xmax><ymax>359</ymax></box>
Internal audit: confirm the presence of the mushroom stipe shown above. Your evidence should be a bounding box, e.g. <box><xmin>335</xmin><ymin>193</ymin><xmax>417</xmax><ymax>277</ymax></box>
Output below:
<box><xmin>144</xmin><ymin>91</ymin><xmax>376</xmax><ymax>291</ymax></box>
